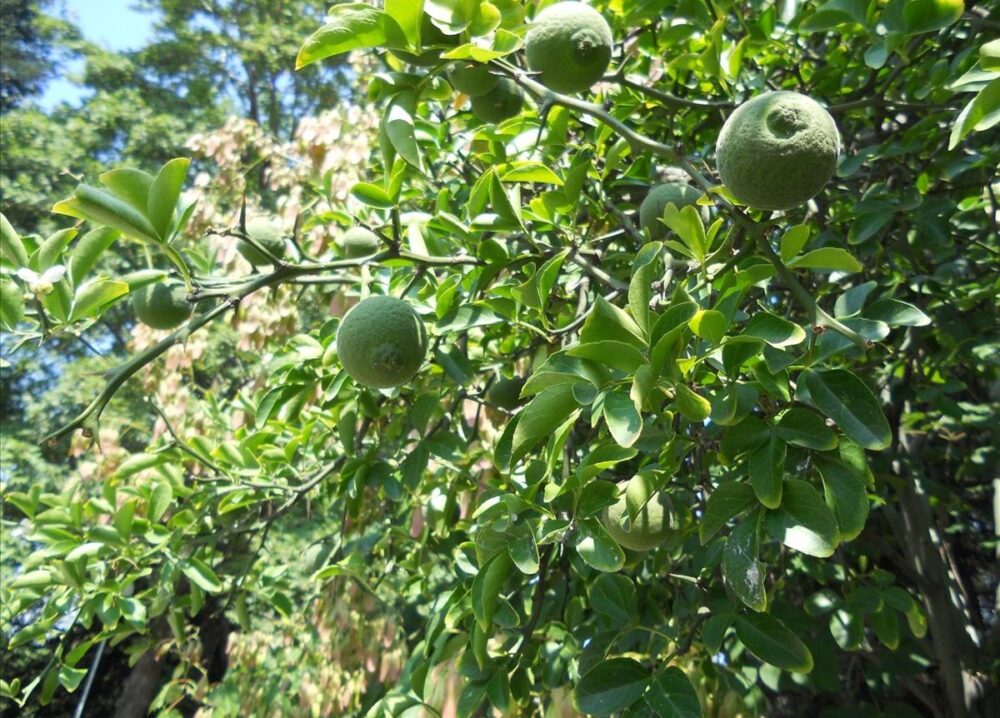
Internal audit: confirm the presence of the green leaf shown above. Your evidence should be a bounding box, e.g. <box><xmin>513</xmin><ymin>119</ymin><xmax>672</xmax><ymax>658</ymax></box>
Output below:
<box><xmin>70</xmin><ymin>279</ymin><xmax>130</xmax><ymax>320</ymax></box>
<box><xmin>57</xmin><ymin>665</ymin><xmax>87</xmax><ymax>693</ymax></box>
<box><xmin>146</xmin><ymin>158</ymin><xmax>190</xmax><ymax>240</ymax></box>
<box><xmin>472</xmin><ymin>551</ymin><xmax>512</xmax><ymax>630</ymax></box>
<box><xmin>500</xmin><ymin>161</ymin><xmax>563</xmax><ymax>185</ymax></box>
<box><xmin>734</xmin><ymin>612</ymin><xmax>814</xmax><ymax>673</ymax></box>
<box><xmin>1</xmin><ymin>213</ymin><xmax>30</xmax><ymax>268</ymax></box>
<box><xmin>385</xmin><ymin>0</ymin><xmax>423</xmax><ymax>47</ymax></box>
<box><xmin>723</xmin><ymin>514</ymin><xmax>767</xmax><ymax>612</ymax></box>
<box><xmin>779</xmin><ymin>224</ymin><xmax>811</xmax><ymax>262</ymax></box>
<box><xmin>776</xmin><ymin>408</ymin><xmax>838</xmax><ymax>450</ymax></box>
<box><xmin>689</xmin><ymin>309</ymin><xmax>727</xmax><ymax>345</ymax></box>
<box><xmin>54</xmin><ymin>186</ymin><xmax>159</xmax><ymax>244</ymax></box>
<box><xmin>567</xmin><ymin>341</ymin><xmax>647</xmax><ymax>373</ymax></box>
<box><xmin>574</xmin><ymin>658</ymin><xmax>649</xmax><ymax>717</ymax></box>
<box><xmin>700</xmin><ymin>481</ymin><xmax>757</xmax><ymax>544</ymax></box>
<box><xmin>817</xmin><ymin>457</ymin><xmax>869</xmax><ymax>541</ymax></box>
<box><xmin>69</xmin><ymin>227</ymin><xmax>119</xmax><ymax>286</ymax></box>
<box><xmin>748</xmin><ymin>432</ymin><xmax>785</xmax><ymax>509</ymax></box>
<box><xmin>949</xmin><ymin>78</ymin><xmax>1000</xmax><ymax>149</ymax></box>
<box><xmin>351</xmin><ymin>182</ymin><xmax>395</xmax><ymax>209</ymax></box>
<box><xmin>511</xmin><ymin>384</ymin><xmax>580</xmax><ymax>463</ymax></box>
<box><xmin>722</xmin><ymin>337</ymin><xmax>764</xmax><ymax>377</ymax></box>
<box><xmin>385</xmin><ymin>91</ymin><xmax>423</xmax><ymax>171</ymax></box>
<box><xmin>864</xmin><ymin>298</ymin><xmax>931</xmax><ymax>327</ymax></box>
<box><xmin>99</xmin><ymin>168</ymin><xmax>154</xmax><ymax>212</ymax></box>
<box><xmin>662</xmin><ymin>204</ymin><xmax>706</xmax><ymax>261</ymax></box>
<box><xmin>33</xmin><ymin>228</ymin><xmax>76</xmax><ymax>271</ymax></box>
<box><xmin>1</xmin><ymin>280</ymin><xmax>25</xmax><ymax>329</ymax></box>
<box><xmin>643</xmin><ymin>667</ymin><xmax>702</xmax><ymax>718</ymax></box>
<box><xmin>720</xmin><ymin>415</ymin><xmax>770</xmax><ymax>459</ymax></box>
<box><xmin>508</xmin><ymin>528</ymin><xmax>539</xmax><ymax>574</ymax></box>
<box><xmin>148</xmin><ymin>482</ymin><xmax>173</xmax><ymax>523</ymax></box>
<box><xmin>589</xmin><ymin>573</ymin><xmax>638</xmax><ymax>627</ymax></box>
<box><xmin>743</xmin><ymin>312</ymin><xmax>806</xmax><ymax>347</ymax></box>
<box><xmin>903</xmin><ymin>0</ymin><xmax>963</xmax><ymax>34</ymax></box>
<box><xmin>871</xmin><ymin>606</ymin><xmax>900</xmax><ymax>649</ymax></box>
<box><xmin>581</xmin><ymin>295</ymin><xmax>647</xmax><ymax>348</ymax></box>
<box><xmin>180</xmin><ymin>558</ymin><xmax>223</xmax><ymax>593</ymax></box>
<box><xmin>765</xmin><ymin>479</ymin><xmax>840</xmax><ymax>557</ymax></box>
<box><xmin>675</xmin><ymin>384</ymin><xmax>711</xmax><ymax>422</ymax></box>
<box><xmin>296</xmin><ymin>4</ymin><xmax>403</xmax><ymax>69</ymax></box>
<box><xmin>798</xmin><ymin>369</ymin><xmax>891</xmax><ymax>450</ymax></box>
<box><xmin>787</xmin><ymin>247</ymin><xmax>863</xmax><ymax>273</ymax></box>
<box><xmin>574</xmin><ymin>518</ymin><xmax>625</xmax><ymax>572</ymax></box>
<box><xmin>603</xmin><ymin>390</ymin><xmax>642</xmax><ymax>448</ymax></box>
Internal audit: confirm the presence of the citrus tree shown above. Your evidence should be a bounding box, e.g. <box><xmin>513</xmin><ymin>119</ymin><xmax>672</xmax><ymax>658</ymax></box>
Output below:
<box><xmin>2</xmin><ymin>1</ymin><xmax>998</xmax><ymax>717</ymax></box>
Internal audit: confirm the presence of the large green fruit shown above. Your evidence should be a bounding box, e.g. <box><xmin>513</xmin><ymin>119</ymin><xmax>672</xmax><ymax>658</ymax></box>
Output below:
<box><xmin>390</xmin><ymin>15</ymin><xmax>460</xmax><ymax>66</ymax></box>
<box><xmin>601</xmin><ymin>481</ymin><xmax>674</xmax><ymax>552</ymax></box>
<box><xmin>447</xmin><ymin>61</ymin><xmax>499</xmax><ymax>97</ymax></box>
<box><xmin>525</xmin><ymin>1</ymin><xmax>613</xmax><ymax>94</ymax></box>
<box><xmin>715</xmin><ymin>91</ymin><xmax>840</xmax><ymax>211</ymax></box>
<box><xmin>639</xmin><ymin>182</ymin><xmax>703</xmax><ymax>240</ymax></box>
<box><xmin>336</xmin><ymin>296</ymin><xmax>428</xmax><ymax>388</ymax></box>
<box><xmin>132</xmin><ymin>280</ymin><xmax>192</xmax><ymax>330</ymax></box>
<box><xmin>342</xmin><ymin>227</ymin><xmax>380</xmax><ymax>258</ymax></box>
<box><xmin>238</xmin><ymin>218</ymin><xmax>287</xmax><ymax>266</ymax></box>
<box><xmin>471</xmin><ymin>78</ymin><xmax>524</xmax><ymax>123</ymax></box>
<box><xmin>487</xmin><ymin>375</ymin><xmax>526</xmax><ymax>410</ymax></box>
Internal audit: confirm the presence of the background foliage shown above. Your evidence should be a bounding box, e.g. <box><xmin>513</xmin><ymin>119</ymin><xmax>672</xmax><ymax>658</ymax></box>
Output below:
<box><xmin>1</xmin><ymin>1</ymin><xmax>998</xmax><ymax>717</ymax></box>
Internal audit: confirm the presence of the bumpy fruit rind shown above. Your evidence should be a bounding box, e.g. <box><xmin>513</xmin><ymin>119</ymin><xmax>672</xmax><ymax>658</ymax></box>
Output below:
<box><xmin>639</xmin><ymin>182</ymin><xmax>703</xmax><ymax>240</ymax></box>
<box><xmin>471</xmin><ymin>78</ymin><xmax>524</xmax><ymax>123</ymax></box>
<box><xmin>716</xmin><ymin>91</ymin><xmax>840</xmax><ymax>211</ymax></box>
<box><xmin>132</xmin><ymin>280</ymin><xmax>192</xmax><ymax>330</ymax></box>
<box><xmin>447</xmin><ymin>62</ymin><xmax>499</xmax><ymax>97</ymax></box>
<box><xmin>601</xmin><ymin>481</ymin><xmax>674</xmax><ymax>552</ymax></box>
<box><xmin>342</xmin><ymin>227</ymin><xmax>380</xmax><ymax>258</ymax></box>
<box><xmin>336</xmin><ymin>295</ymin><xmax>428</xmax><ymax>388</ymax></box>
<box><xmin>238</xmin><ymin>218</ymin><xmax>287</xmax><ymax>266</ymax></box>
<box><xmin>525</xmin><ymin>1</ymin><xmax>613</xmax><ymax>94</ymax></box>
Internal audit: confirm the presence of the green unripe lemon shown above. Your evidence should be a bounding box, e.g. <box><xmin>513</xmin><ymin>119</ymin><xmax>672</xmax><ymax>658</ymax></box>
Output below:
<box><xmin>487</xmin><ymin>376</ymin><xmax>526</xmax><ymax>410</ymax></box>
<box><xmin>336</xmin><ymin>296</ymin><xmax>428</xmax><ymax>388</ymax></box>
<box><xmin>525</xmin><ymin>1</ymin><xmax>613</xmax><ymax>94</ymax></box>
<box><xmin>447</xmin><ymin>61</ymin><xmax>499</xmax><ymax>97</ymax></box>
<box><xmin>716</xmin><ymin>91</ymin><xmax>840</xmax><ymax>211</ymax></box>
<box><xmin>132</xmin><ymin>280</ymin><xmax>192</xmax><ymax>330</ymax></box>
<box><xmin>238</xmin><ymin>218</ymin><xmax>287</xmax><ymax>266</ymax></box>
<box><xmin>390</xmin><ymin>15</ymin><xmax>460</xmax><ymax>66</ymax></box>
<box><xmin>639</xmin><ymin>182</ymin><xmax>703</xmax><ymax>240</ymax></box>
<box><xmin>471</xmin><ymin>78</ymin><xmax>524</xmax><ymax>123</ymax></box>
<box><xmin>342</xmin><ymin>227</ymin><xmax>380</xmax><ymax>258</ymax></box>
<box><xmin>601</xmin><ymin>481</ymin><xmax>674</xmax><ymax>552</ymax></box>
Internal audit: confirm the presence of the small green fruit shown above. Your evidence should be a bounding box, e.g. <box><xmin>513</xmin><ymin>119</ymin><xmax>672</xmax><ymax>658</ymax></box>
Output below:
<box><xmin>447</xmin><ymin>61</ymin><xmax>499</xmax><ymax>97</ymax></box>
<box><xmin>342</xmin><ymin>227</ymin><xmax>380</xmax><ymax>258</ymax></box>
<box><xmin>716</xmin><ymin>91</ymin><xmax>840</xmax><ymax>211</ymax></box>
<box><xmin>639</xmin><ymin>182</ymin><xmax>703</xmax><ymax>240</ymax></box>
<box><xmin>471</xmin><ymin>78</ymin><xmax>524</xmax><ymax>123</ymax></box>
<box><xmin>336</xmin><ymin>296</ymin><xmax>428</xmax><ymax>388</ymax></box>
<box><xmin>487</xmin><ymin>376</ymin><xmax>526</xmax><ymax>410</ymax></box>
<box><xmin>601</xmin><ymin>481</ymin><xmax>674</xmax><ymax>552</ymax></box>
<box><xmin>132</xmin><ymin>281</ymin><xmax>192</xmax><ymax>330</ymax></box>
<box><xmin>525</xmin><ymin>1</ymin><xmax>613</xmax><ymax>94</ymax></box>
<box><xmin>238</xmin><ymin>218</ymin><xmax>287</xmax><ymax>266</ymax></box>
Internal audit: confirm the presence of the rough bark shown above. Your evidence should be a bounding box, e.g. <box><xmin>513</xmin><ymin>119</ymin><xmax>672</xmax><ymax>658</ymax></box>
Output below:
<box><xmin>112</xmin><ymin>652</ymin><xmax>163</xmax><ymax>718</ymax></box>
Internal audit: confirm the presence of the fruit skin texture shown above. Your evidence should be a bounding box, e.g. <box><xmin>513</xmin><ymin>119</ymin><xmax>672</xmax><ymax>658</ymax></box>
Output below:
<box><xmin>639</xmin><ymin>182</ymin><xmax>703</xmax><ymax>240</ymax></box>
<box><xmin>447</xmin><ymin>62</ymin><xmax>499</xmax><ymax>97</ymax></box>
<box><xmin>601</xmin><ymin>481</ymin><xmax>674</xmax><ymax>552</ymax></box>
<box><xmin>487</xmin><ymin>376</ymin><xmax>526</xmax><ymax>410</ymax></box>
<box><xmin>238</xmin><ymin>218</ymin><xmax>287</xmax><ymax>265</ymax></box>
<box><xmin>471</xmin><ymin>78</ymin><xmax>524</xmax><ymax>123</ymax></box>
<box><xmin>132</xmin><ymin>281</ymin><xmax>192</xmax><ymax>330</ymax></box>
<box><xmin>525</xmin><ymin>1</ymin><xmax>613</xmax><ymax>94</ymax></box>
<box><xmin>342</xmin><ymin>227</ymin><xmax>380</xmax><ymax>258</ymax></box>
<box><xmin>336</xmin><ymin>296</ymin><xmax>428</xmax><ymax>388</ymax></box>
<box><xmin>716</xmin><ymin>91</ymin><xmax>840</xmax><ymax>211</ymax></box>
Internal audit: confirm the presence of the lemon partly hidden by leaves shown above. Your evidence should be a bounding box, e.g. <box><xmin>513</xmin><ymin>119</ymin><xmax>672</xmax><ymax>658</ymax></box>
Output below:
<box><xmin>639</xmin><ymin>182</ymin><xmax>703</xmax><ymax>240</ymax></box>
<box><xmin>238</xmin><ymin>217</ymin><xmax>287</xmax><ymax>266</ymax></box>
<box><xmin>447</xmin><ymin>61</ymin><xmax>499</xmax><ymax>97</ymax></box>
<box><xmin>716</xmin><ymin>91</ymin><xmax>840</xmax><ymax>211</ymax></box>
<box><xmin>525</xmin><ymin>1</ymin><xmax>613</xmax><ymax>94</ymax></box>
<box><xmin>132</xmin><ymin>280</ymin><xmax>192</xmax><ymax>330</ymax></box>
<box><xmin>471</xmin><ymin>78</ymin><xmax>525</xmax><ymax>123</ymax></box>
<box><xmin>336</xmin><ymin>296</ymin><xmax>428</xmax><ymax>388</ymax></box>
<box><xmin>487</xmin><ymin>375</ymin><xmax>526</xmax><ymax>410</ymax></box>
<box><xmin>601</xmin><ymin>481</ymin><xmax>674</xmax><ymax>552</ymax></box>
<box><xmin>342</xmin><ymin>227</ymin><xmax>380</xmax><ymax>258</ymax></box>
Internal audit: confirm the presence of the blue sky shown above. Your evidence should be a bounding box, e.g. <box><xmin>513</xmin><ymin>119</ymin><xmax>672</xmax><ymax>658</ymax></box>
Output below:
<box><xmin>41</xmin><ymin>0</ymin><xmax>157</xmax><ymax>108</ymax></box>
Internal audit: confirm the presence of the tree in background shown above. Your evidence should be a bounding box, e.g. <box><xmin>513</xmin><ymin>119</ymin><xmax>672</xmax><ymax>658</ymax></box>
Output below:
<box><xmin>2</xmin><ymin>1</ymin><xmax>999</xmax><ymax>717</ymax></box>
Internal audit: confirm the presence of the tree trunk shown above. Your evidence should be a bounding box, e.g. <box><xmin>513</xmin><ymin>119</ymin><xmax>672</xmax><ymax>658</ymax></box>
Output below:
<box><xmin>112</xmin><ymin>652</ymin><xmax>163</xmax><ymax>718</ymax></box>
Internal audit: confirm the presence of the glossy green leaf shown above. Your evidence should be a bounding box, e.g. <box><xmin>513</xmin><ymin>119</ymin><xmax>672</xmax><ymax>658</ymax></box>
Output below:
<box><xmin>574</xmin><ymin>658</ymin><xmax>649</xmax><ymax>717</ymax></box>
<box><xmin>296</xmin><ymin>4</ymin><xmax>403</xmax><ymax>69</ymax></box>
<box><xmin>472</xmin><ymin>551</ymin><xmax>512</xmax><ymax>630</ymax></box>
<box><xmin>723</xmin><ymin>514</ymin><xmax>767</xmax><ymax>612</ymax></box>
<box><xmin>643</xmin><ymin>667</ymin><xmax>702</xmax><ymax>718</ymax></box>
<box><xmin>798</xmin><ymin>369</ymin><xmax>891</xmax><ymax>450</ymax></box>
<box><xmin>147</xmin><ymin>158</ymin><xmax>190</xmax><ymax>240</ymax></box>
<box><xmin>787</xmin><ymin>247</ymin><xmax>863</xmax><ymax>273</ymax></box>
<box><xmin>700</xmin><ymin>481</ymin><xmax>757</xmax><ymax>544</ymax></box>
<box><xmin>734</xmin><ymin>612</ymin><xmax>814</xmax><ymax>673</ymax></box>
<box><xmin>689</xmin><ymin>309</ymin><xmax>727</xmax><ymax>344</ymax></box>
<box><xmin>675</xmin><ymin>384</ymin><xmax>711</xmax><ymax>422</ymax></box>
<box><xmin>574</xmin><ymin>518</ymin><xmax>625</xmax><ymax>573</ymax></box>
<box><xmin>743</xmin><ymin>312</ymin><xmax>806</xmax><ymax>348</ymax></box>
<box><xmin>776</xmin><ymin>408</ymin><xmax>838</xmax><ymax>450</ymax></box>
<box><xmin>817</xmin><ymin>457</ymin><xmax>869</xmax><ymax>541</ymax></box>
<box><xmin>748</xmin><ymin>432</ymin><xmax>785</xmax><ymax>509</ymax></box>
<box><xmin>589</xmin><ymin>573</ymin><xmax>637</xmax><ymax>627</ymax></box>
<box><xmin>603</xmin><ymin>389</ymin><xmax>642</xmax><ymax>448</ymax></box>
<box><xmin>765</xmin><ymin>479</ymin><xmax>840</xmax><ymax>557</ymax></box>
